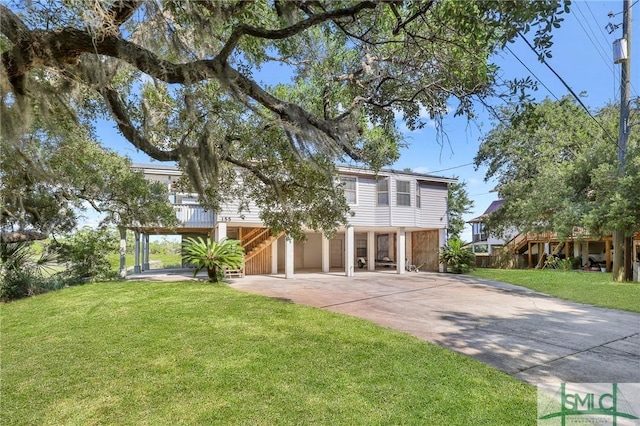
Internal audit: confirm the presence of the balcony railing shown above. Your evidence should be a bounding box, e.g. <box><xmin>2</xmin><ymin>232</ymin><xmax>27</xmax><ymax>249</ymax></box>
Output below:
<box><xmin>173</xmin><ymin>203</ymin><xmax>215</xmax><ymax>228</ymax></box>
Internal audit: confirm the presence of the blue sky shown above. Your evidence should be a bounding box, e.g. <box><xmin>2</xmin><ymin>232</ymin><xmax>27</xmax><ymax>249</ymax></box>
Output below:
<box><xmin>93</xmin><ymin>1</ymin><xmax>638</xmax><ymax>241</ymax></box>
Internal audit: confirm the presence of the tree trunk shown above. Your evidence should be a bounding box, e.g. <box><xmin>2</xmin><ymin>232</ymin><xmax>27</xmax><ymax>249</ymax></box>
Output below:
<box><xmin>612</xmin><ymin>230</ymin><xmax>626</xmax><ymax>281</ymax></box>
<box><xmin>207</xmin><ymin>266</ymin><xmax>219</xmax><ymax>282</ymax></box>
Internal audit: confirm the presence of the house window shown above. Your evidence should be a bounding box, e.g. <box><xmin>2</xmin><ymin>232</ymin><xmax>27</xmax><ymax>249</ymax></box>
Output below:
<box><xmin>397</xmin><ymin>180</ymin><xmax>411</xmax><ymax>206</ymax></box>
<box><xmin>472</xmin><ymin>223</ymin><xmax>487</xmax><ymax>242</ymax></box>
<box><xmin>377</xmin><ymin>178</ymin><xmax>389</xmax><ymax>206</ymax></box>
<box><xmin>416</xmin><ymin>182</ymin><xmax>421</xmax><ymax>208</ymax></box>
<box><xmin>340</xmin><ymin>176</ymin><xmax>357</xmax><ymax>204</ymax></box>
<box><xmin>474</xmin><ymin>244</ymin><xmax>488</xmax><ymax>253</ymax></box>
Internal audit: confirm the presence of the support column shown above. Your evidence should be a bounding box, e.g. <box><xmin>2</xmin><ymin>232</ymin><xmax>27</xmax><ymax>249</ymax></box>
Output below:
<box><xmin>118</xmin><ymin>227</ymin><xmax>127</xmax><ymax>280</ymax></box>
<box><xmin>134</xmin><ymin>230</ymin><xmax>141</xmax><ymax>274</ymax></box>
<box><xmin>143</xmin><ymin>234</ymin><xmax>150</xmax><ymax>271</ymax></box>
<box><xmin>321</xmin><ymin>235</ymin><xmax>330</xmax><ymax>273</ymax></box>
<box><xmin>528</xmin><ymin>242</ymin><xmax>532</xmax><ymax>268</ymax></box>
<box><xmin>584</xmin><ymin>241</ymin><xmax>590</xmax><ymax>268</ymax></box>
<box><xmin>345</xmin><ymin>226</ymin><xmax>354</xmax><ymax>277</ymax></box>
<box><xmin>396</xmin><ymin>228</ymin><xmax>406</xmax><ymax>274</ymax></box>
<box><xmin>367</xmin><ymin>231</ymin><xmax>376</xmax><ymax>271</ymax></box>
<box><xmin>285</xmin><ymin>236</ymin><xmax>294</xmax><ymax>279</ymax></box>
<box><xmin>438</xmin><ymin>228</ymin><xmax>447</xmax><ymax>273</ymax></box>
<box><xmin>271</xmin><ymin>235</ymin><xmax>279</xmax><ymax>275</ymax></box>
<box><xmin>215</xmin><ymin>222</ymin><xmax>227</xmax><ymax>242</ymax></box>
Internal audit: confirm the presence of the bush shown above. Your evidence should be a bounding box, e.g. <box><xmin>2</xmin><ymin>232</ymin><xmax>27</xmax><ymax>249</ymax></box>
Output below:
<box><xmin>545</xmin><ymin>256</ymin><xmax>581</xmax><ymax>271</ymax></box>
<box><xmin>439</xmin><ymin>239</ymin><xmax>475</xmax><ymax>274</ymax></box>
<box><xmin>54</xmin><ymin>227</ymin><xmax>118</xmax><ymax>281</ymax></box>
<box><xmin>182</xmin><ymin>237</ymin><xmax>244</xmax><ymax>282</ymax></box>
<box><xmin>1</xmin><ymin>269</ymin><xmax>36</xmax><ymax>301</ymax></box>
<box><xmin>1</xmin><ymin>241</ymin><xmax>60</xmax><ymax>301</ymax></box>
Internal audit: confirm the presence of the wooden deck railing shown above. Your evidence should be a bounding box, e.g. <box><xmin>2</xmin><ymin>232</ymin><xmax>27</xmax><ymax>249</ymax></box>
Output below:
<box><xmin>173</xmin><ymin>204</ymin><xmax>215</xmax><ymax>227</ymax></box>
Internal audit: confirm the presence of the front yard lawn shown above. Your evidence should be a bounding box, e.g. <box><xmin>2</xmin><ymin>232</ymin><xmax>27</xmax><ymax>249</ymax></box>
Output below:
<box><xmin>2</xmin><ymin>281</ymin><xmax>537</xmax><ymax>425</ymax></box>
<box><xmin>469</xmin><ymin>269</ymin><xmax>640</xmax><ymax>313</ymax></box>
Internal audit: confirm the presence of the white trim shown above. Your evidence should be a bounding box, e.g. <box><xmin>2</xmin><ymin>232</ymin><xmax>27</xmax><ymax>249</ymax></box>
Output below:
<box><xmin>340</xmin><ymin>175</ymin><xmax>358</xmax><ymax>206</ymax></box>
<box><xmin>396</xmin><ymin>179</ymin><xmax>412</xmax><ymax>207</ymax></box>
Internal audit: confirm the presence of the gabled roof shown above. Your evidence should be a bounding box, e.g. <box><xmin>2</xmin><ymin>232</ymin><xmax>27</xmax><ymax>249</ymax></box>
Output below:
<box><xmin>468</xmin><ymin>200</ymin><xmax>504</xmax><ymax>223</ymax></box>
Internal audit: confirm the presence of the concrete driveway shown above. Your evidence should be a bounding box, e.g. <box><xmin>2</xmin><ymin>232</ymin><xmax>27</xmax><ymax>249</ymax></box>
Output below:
<box><xmin>228</xmin><ymin>271</ymin><xmax>640</xmax><ymax>386</ymax></box>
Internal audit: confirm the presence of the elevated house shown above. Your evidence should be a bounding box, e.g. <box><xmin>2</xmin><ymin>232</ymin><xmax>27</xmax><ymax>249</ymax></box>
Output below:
<box><xmin>123</xmin><ymin>164</ymin><xmax>455</xmax><ymax>278</ymax></box>
<box><xmin>467</xmin><ymin>200</ymin><xmax>518</xmax><ymax>265</ymax></box>
<box><xmin>470</xmin><ymin>200</ymin><xmax>640</xmax><ymax>277</ymax></box>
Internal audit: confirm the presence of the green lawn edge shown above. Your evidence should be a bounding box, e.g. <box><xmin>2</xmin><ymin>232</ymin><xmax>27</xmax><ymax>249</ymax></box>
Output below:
<box><xmin>2</xmin><ymin>281</ymin><xmax>537</xmax><ymax>425</ymax></box>
<box><xmin>469</xmin><ymin>269</ymin><xmax>640</xmax><ymax>313</ymax></box>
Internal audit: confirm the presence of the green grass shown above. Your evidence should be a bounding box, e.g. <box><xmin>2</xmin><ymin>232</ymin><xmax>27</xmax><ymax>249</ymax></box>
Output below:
<box><xmin>470</xmin><ymin>269</ymin><xmax>640</xmax><ymax>313</ymax></box>
<box><xmin>107</xmin><ymin>253</ymin><xmax>182</xmax><ymax>271</ymax></box>
<box><xmin>2</xmin><ymin>281</ymin><xmax>537</xmax><ymax>425</ymax></box>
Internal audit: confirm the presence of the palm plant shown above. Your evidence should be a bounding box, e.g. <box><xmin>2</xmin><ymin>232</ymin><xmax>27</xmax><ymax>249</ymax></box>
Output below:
<box><xmin>182</xmin><ymin>237</ymin><xmax>244</xmax><ymax>282</ymax></box>
<box><xmin>1</xmin><ymin>241</ymin><xmax>58</xmax><ymax>300</ymax></box>
<box><xmin>439</xmin><ymin>238</ymin><xmax>475</xmax><ymax>274</ymax></box>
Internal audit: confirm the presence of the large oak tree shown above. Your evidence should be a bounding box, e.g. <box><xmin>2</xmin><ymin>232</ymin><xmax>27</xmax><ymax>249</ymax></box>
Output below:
<box><xmin>1</xmin><ymin>105</ymin><xmax>178</xmax><ymax>243</ymax></box>
<box><xmin>1</xmin><ymin>0</ymin><xmax>570</xmax><ymax>238</ymax></box>
<box><xmin>475</xmin><ymin>97</ymin><xmax>640</xmax><ymax>280</ymax></box>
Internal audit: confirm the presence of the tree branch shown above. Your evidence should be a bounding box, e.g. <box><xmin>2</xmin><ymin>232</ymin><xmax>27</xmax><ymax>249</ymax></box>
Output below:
<box><xmin>392</xmin><ymin>1</ymin><xmax>434</xmax><ymax>35</ymax></box>
<box><xmin>217</xmin><ymin>2</ymin><xmax>377</xmax><ymax>62</ymax></box>
<box><xmin>0</xmin><ymin>4</ymin><xmax>30</xmax><ymax>44</ymax></box>
<box><xmin>1</xmin><ymin>231</ymin><xmax>50</xmax><ymax>243</ymax></box>
<box><xmin>103</xmin><ymin>0</ymin><xmax>142</xmax><ymax>28</ymax></box>
<box><xmin>101</xmin><ymin>86</ymin><xmax>184</xmax><ymax>161</ymax></box>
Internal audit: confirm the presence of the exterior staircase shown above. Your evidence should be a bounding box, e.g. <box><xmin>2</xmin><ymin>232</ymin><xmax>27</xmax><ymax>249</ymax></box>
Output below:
<box><xmin>240</xmin><ymin>228</ymin><xmax>284</xmax><ymax>275</ymax></box>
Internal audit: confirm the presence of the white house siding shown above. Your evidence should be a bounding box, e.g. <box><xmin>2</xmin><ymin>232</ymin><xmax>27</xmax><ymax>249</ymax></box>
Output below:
<box><xmin>217</xmin><ymin>198</ymin><xmax>262</xmax><ymax>224</ymax></box>
<box><xmin>347</xmin><ymin>176</ymin><xmax>377</xmax><ymax>226</ymax></box>
<box><xmin>418</xmin><ymin>183</ymin><xmax>448</xmax><ymax>229</ymax></box>
<box><xmin>391</xmin><ymin>178</ymin><xmax>416</xmax><ymax>227</ymax></box>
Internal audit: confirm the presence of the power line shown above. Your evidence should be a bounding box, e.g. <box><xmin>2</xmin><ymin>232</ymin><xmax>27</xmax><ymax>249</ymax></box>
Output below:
<box><xmin>505</xmin><ymin>45</ymin><xmax>561</xmax><ymax>101</ymax></box>
<box><xmin>518</xmin><ymin>32</ymin><xmax>618</xmax><ymax>145</ymax></box>
<box><xmin>429</xmin><ymin>162</ymin><xmax>474</xmax><ymax>174</ymax></box>
<box><xmin>573</xmin><ymin>3</ymin><xmax>617</xmax><ymax>80</ymax></box>
<box><xmin>608</xmin><ymin>0</ymin><xmax>639</xmax><ymax>16</ymax></box>
<box><xmin>585</xmin><ymin>2</ymin><xmax>617</xmax><ymax>48</ymax></box>
<box><xmin>572</xmin><ymin>2</ymin><xmax>619</xmax><ymax>103</ymax></box>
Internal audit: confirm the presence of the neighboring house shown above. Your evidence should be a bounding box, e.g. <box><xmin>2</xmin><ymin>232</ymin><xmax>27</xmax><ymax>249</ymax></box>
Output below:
<box><xmin>505</xmin><ymin>230</ymin><xmax>640</xmax><ymax>274</ymax></box>
<box><xmin>469</xmin><ymin>200</ymin><xmax>640</xmax><ymax>277</ymax></box>
<box><xmin>122</xmin><ymin>163</ymin><xmax>455</xmax><ymax>279</ymax></box>
<box><xmin>467</xmin><ymin>200</ymin><xmax>517</xmax><ymax>259</ymax></box>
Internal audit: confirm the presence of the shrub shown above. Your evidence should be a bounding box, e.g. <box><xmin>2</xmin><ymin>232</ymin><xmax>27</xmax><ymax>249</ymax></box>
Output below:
<box><xmin>53</xmin><ymin>227</ymin><xmax>118</xmax><ymax>281</ymax></box>
<box><xmin>182</xmin><ymin>237</ymin><xmax>244</xmax><ymax>282</ymax></box>
<box><xmin>1</xmin><ymin>241</ymin><xmax>59</xmax><ymax>301</ymax></box>
<box><xmin>439</xmin><ymin>239</ymin><xmax>475</xmax><ymax>274</ymax></box>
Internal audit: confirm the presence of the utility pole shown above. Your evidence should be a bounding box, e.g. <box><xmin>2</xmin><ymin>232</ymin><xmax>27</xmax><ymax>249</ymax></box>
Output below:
<box><xmin>612</xmin><ymin>0</ymin><xmax>632</xmax><ymax>281</ymax></box>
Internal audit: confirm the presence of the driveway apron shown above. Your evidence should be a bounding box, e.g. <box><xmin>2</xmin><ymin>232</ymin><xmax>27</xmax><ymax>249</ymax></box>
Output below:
<box><xmin>229</xmin><ymin>271</ymin><xmax>640</xmax><ymax>386</ymax></box>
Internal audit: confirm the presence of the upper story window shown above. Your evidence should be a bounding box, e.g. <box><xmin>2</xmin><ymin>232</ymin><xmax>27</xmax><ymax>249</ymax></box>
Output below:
<box><xmin>340</xmin><ymin>176</ymin><xmax>357</xmax><ymax>204</ymax></box>
<box><xmin>416</xmin><ymin>182</ymin><xmax>421</xmax><ymax>208</ymax></box>
<box><xmin>377</xmin><ymin>178</ymin><xmax>389</xmax><ymax>206</ymax></box>
<box><xmin>472</xmin><ymin>222</ymin><xmax>487</xmax><ymax>242</ymax></box>
<box><xmin>397</xmin><ymin>180</ymin><xmax>411</xmax><ymax>206</ymax></box>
